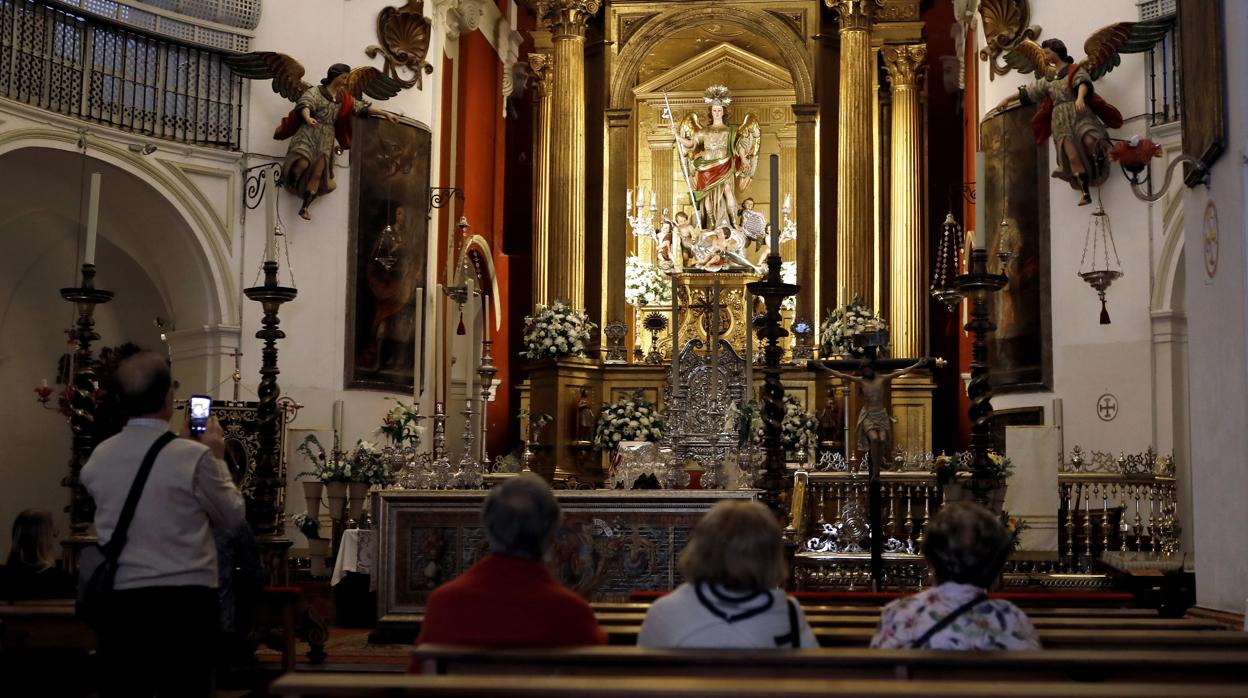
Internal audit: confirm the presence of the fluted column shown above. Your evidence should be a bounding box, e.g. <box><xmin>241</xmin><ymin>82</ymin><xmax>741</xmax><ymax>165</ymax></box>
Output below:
<box><xmin>828</xmin><ymin>0</ymin><xmax>878</xmax><ymax>306</ymax></box>
<box><xmin>544</xmin><ymin>0</ymin><xmax>601</xmax><ymax>308</ymax></box>
<box><xmin>530</xmin><ymin>51</ymin><xmax>554</xmax><ymax>307</ymax></box>
<box><xmin>605</xmin><ymin>108</ymin><xmax>631</xmax><ymax>332</ymax></box>
<box><xmin>648</xmin><ymin>134</ymin><xmax>674</xmax><ymax>221</ymax></box>
<box><xmin>792</xmin><ymin>105</ymin><xmax>819</xmax><ymax>321</ymax></box>
<box><xmin>884</xmin><ymin>44</ymin><xmax>927</xmax><ymax>357</ymax></box>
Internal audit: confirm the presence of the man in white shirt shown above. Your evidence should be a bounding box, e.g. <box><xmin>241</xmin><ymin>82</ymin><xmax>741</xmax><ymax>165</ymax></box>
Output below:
<box><xmin>82</xmin><ymin>352</ymin><xmax>245</xmax><ymax>697</ymax></box>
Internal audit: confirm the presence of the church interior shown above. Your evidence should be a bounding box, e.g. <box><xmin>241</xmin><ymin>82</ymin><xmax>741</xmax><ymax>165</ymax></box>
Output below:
<box><xmin>2</xmin><ymin>0</ymin><xmax>1247</xmax><ymax>694</ymax></box>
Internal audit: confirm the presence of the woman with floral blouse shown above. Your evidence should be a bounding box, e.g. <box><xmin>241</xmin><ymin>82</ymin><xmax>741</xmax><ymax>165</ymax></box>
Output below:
<box><xmin>871</xmin><ymin>502</ymin><xmax>1041</xmax><ymax>650</ymax></box>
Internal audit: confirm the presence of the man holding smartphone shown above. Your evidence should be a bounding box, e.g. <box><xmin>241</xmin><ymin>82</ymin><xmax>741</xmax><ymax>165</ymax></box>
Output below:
<box><xmin>82</xmin><ymin>352</ymin><xmax>246</xmax><ymax>697</ymax></box>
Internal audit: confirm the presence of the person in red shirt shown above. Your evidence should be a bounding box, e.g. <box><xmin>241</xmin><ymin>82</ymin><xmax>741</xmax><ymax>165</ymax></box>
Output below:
<box><xmin>411</xmin><ymin>474</ymin><xmax>605</xmax><ymax>659</ymax></box>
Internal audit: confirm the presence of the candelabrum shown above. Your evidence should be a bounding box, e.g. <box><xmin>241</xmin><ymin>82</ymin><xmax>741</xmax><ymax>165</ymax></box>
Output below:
<box><xmin>60</xmin><ymin>263</ymin><xmax>114</xmax><ymax>537</ymax></box>
<box><xmin>627</xmin><ymin>190</ymin><xmax>660</xmax><ymax>240</ymax></box>
<box><xmin>778</xmin><ymin>195</ymin><xmax>798</xmax><ymax>244</ymax></box>
<box><xmin>950</xmin><ymin>248</ymin><xmax>1007</xmax><ymax>504</ymax></box>
<box><xmin>746</xmin><ymin>252</ymin><xmax>799</xmax><ymax>519</ymax></box>
<box><xmin>243</xmin><ymin>260</ymin><xmax>298</xmax><ymax>537</ymax></box>
<box><xmin>453</xmin><ymin>401</ymin><xmax>484</xmax><ymax>489</ymax></box>
<box><xmin>429</xmin><ymin>401</ymin><xmax>452</xmax><ymax>489</ymax></box>
<box><xmin>477</xmin><ymin>332</ymin><xmax>497</xmax><ymax>470</ymax></box>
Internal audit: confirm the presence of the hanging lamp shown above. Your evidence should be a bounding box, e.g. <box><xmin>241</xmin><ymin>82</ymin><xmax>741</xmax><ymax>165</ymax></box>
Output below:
<box><xmin>1078</xmin><ymin>199</ymin><xmax>1124</xmax><ymax>325</ymax></box>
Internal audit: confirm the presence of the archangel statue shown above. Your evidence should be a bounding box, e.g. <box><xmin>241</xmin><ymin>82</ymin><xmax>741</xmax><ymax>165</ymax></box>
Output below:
<box><xmin>675</xmin><ymin>85</ymin><xmax>762</xmax><ymax>232</ymax></box>
<box><xmin>225</xmin><ymin>53</ymin><xmax>406</xmax><ymax>220</ymax></box>
<box><xmin>992</xmin><ymin>19</ymin><xmax>1172</xmax><ymax>206</ymax></box>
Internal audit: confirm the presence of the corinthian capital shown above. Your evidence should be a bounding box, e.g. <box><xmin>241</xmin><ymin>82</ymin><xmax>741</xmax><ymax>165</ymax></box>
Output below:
<box><xmin>529</xmin><ymin>52</ymin><xmax>554</xmax><ymax>97</ymax></box>
<box><xmin>538</xmin><ymin>0</ymin><xmax>602</xmax><ymax>39</ymax></box>
<box><xmin>826</xmin><ymin>0</ymin><xmax>882</xmax><ymax>32</ymax></box>
<box><xmin>882</xmin><ymin>44</ymin><xmax>927</xmax><ymax>87</ymax></box>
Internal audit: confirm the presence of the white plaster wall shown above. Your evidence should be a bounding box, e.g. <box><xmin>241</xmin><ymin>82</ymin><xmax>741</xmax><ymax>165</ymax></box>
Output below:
<box><xmin>1184</xmin><ymin>0</ymin><xmax>1248</xmax><ymax>615</ymax></box>
<box><xmin>977</xmin><ymin>0</ymin><xmax>1169</xmax><ymax>457</ymax></box>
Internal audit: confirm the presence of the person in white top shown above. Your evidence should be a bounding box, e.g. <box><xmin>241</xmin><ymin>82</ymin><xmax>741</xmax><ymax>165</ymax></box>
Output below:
<box><xmin>638</xmin><ymin>500</ymin><xmax>817</xmax><ymax>649</ymax></box>
<box><xmin>82</xmin><ymin>351</ymin><xmax>245</xmax><ymax>697</ymax></box>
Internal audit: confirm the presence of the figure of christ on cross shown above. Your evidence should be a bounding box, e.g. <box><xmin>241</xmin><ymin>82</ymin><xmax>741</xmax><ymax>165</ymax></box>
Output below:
<box><xmin>808</xmin><ymin>352</ymin><xmax>945</xmax><ymax>589</ymax></box>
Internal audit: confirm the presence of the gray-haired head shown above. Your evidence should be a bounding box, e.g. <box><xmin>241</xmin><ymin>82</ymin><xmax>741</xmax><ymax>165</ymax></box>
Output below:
<box><xmin>482</xmin><ymin>474</ymin><xmax>561</xmax><ymax>560</ymax></box>
<box><xmin>115</xmin><ymin>351</ymin><xmax>173</xmax><ymax>419</ymax></box>
<box><xmin>923</xmin><ymin>501</ymin><xmax>1012</xmax><ymax>588</ymax></box>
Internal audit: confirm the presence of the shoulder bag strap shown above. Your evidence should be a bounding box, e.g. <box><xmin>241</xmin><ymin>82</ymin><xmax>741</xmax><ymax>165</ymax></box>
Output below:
<box><xmin>909</xmin><ymin>593</ymin><xmax>989</xmax><ymax>649</ymax></box>
<box><xmin>773</xmin><ymin>597</ymin><xmax>802</xmax><ymax>648</ymax></box>
<box><xmin>100</xmin><ymin>431</ymin><xmax>176</xmax><ymax>561</ymax></box>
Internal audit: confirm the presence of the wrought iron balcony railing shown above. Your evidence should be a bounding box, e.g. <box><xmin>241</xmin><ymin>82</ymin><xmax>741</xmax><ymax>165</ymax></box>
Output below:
<box><xmin>1</xmin><ymin>0</ymin><xmax>243</xmax><ymax>149</ymax></box>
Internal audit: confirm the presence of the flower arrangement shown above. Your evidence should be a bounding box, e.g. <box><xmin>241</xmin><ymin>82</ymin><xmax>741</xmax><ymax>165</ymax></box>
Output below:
<box><xmin>348</xmin><ymin>440</ymin><xmax>391</xmax><ymax>486</ymax></box>
<box><xmin>518</xmin><ymin>409</ymin><xmax>553</xmax><ymax>442</ymax></box>
<box><xmin>781</xmin><ymin>261</ymin><xmax>797</xmax><ymax>312</ymax></box>
<box><xmin>624</xmin><ymin>256</ymin><xmax>672</xmax><ymax>307</ymax></box>
<box><xmin>296</xmin><ymin>434</ymin><xmax>352</xmax><ymax>482</ymax></box>
<box><xmin>727</xmin><ymin>395</ymin><xmax>817</xmax><ymax>455</ymax></box>
<box><xmin>377</xmin><ymin>397</ymin><xmax>424</xmax><ymax>446</ymax></box>
<box><xmin>521</xmin><ymin>300</ymin><xmax>597</xmax><ymax>360</ymax></box>
<box><xmin>932</xmin><ymin>451</ymin><xmax>1014</xmax><ymax>487</ymax></box>
<box><xmin>1003</xmin><ymin>513</ymin><xmax>1029</xmax><ymax>550</ymax></box>
<box><xmin>291</xmin><ymin>512</ymin><xmax>321</xmax><ymax>540</ymax></box>
<box><xmin>593</xmin><ymin>390</ymin><xmax>665</xmax><ymax>451</ymax></box>
<box><xmin>819</xmin><ymin>294</ymin><xmax>888</xmax><ymax>357</ymax></box>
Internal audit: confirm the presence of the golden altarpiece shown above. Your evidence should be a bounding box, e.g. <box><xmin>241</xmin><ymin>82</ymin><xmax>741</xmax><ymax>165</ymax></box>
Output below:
<box><xmin>377</xmin><ymin>0</ymin><xmax>950</xmax><ymax>625</ymax></box>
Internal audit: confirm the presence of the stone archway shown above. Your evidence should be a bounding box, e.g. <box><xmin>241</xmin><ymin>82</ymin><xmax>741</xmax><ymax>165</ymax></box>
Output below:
<box><xmin>610</xmin><ymin>7</ymin><xmax>815</xmax><ymax>109</ymax></box>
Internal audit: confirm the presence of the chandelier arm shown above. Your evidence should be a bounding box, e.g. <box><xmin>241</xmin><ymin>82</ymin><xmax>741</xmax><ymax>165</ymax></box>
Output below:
<box><xmin>1126</xmin><ymin>154</ymin><xmax>1209</xmax><ymax>203</ymax></box>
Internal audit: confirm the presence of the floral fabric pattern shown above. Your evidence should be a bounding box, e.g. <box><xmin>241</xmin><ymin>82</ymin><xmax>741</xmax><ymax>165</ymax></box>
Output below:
<box><xmin>870</xmin><ymin>581</ymin><xmax>1041</xmax><ymax>650</ymax></box>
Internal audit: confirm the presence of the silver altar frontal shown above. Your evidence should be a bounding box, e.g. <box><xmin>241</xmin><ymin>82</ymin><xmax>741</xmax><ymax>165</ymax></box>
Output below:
<box><xmin>374</xmin><ymin>488</ymin><xmax>756</xmax><ymax>626</ymax></box>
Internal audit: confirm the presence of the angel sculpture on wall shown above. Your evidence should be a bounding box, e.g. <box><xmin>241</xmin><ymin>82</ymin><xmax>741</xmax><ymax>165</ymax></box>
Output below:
<box><xmin>225</xmin><ymin>53</ymin><xmax>405</xmax><ymax>220</ymax></box>
<box><xmin>674</xmin><ymin>85</ymin><xmax>762</xmax><ymax>232</ymax></box>
<box><xmin>992</xmin><ymin>18</ymin><xmax>1173</xmax><ymax>206</ymax></box>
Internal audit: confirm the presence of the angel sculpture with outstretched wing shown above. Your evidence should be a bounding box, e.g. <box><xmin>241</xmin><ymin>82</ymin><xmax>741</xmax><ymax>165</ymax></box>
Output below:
<box><xmin>675</xmin><ymin>85</ymin><xmax>762</xmax><ymax>232</ymax></box>
<box><xmin>993</xmin><ymin>18</ymin><xmax>1173</xmax><ymax>206</ymax></box>
<box><xmin>225</xmin><ymin>52</ymin><xmax>405</xmax><ymax>219</ymax></box>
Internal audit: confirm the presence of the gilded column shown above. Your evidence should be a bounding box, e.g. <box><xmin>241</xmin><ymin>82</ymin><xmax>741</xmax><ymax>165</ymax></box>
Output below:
<box><xmin>544</xmin><ymin>0</ymin><xmax>601</xmax><ymax>309</ymax></box>
<box><xmin>605</xmin><ymin>108</ymin><xmax>631</xmax><ymax>333</ymax></box>
<box><xmin>884</xmin><ymin>44</ymin><xmax>927</xmax><ymax>357</ymax></box>
<box><xmin>648</xmin><ymin>134</ymin><xmax>674</xmax><ymax>221</ymax></box>
<box><xmin>791</xmin><ymin>105</ymin><xmax>819</xmax><ymax>321</ymax></box>
<box><xmin>530</xmin><ymin>51</ymin><xmax>554</xmax><ymax>307</ymax></box>
<box><xmin>883</xmin><ymin>43</ymin><xmax>933</xmax><ymax>455</ymax></box>
<box><xmin>828</xmin><ymin>0</ymin><xmax>878</xmax><ymax>306</ymax></box>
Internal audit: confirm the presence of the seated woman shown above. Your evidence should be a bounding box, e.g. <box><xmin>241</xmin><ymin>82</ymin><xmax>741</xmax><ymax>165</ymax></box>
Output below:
<box><xmin>638</xmin><ymin>500</ymin><xmax>816</xmax><ymax>648</ymax></box>
<box><xmin>1</xmin><ymin>509</ymin><xmax>75</xmax><ymax>600</ymax></box>
<box><xmin>871</xmin><ymin>501</ymin><xmax>1040</xmax><ymax>650</ymax></box>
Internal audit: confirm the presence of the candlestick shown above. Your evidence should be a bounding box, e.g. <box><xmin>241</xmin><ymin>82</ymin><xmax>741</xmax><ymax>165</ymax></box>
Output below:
<box><xmin>264</xmin><ymin>185</ymin><xmax>277</xmax><ymax>263</ymax></box>
<box><xmin>84</xmin><ymin>173</ymin><xmax>101</xmax><ymax>265</ymax></box>
<box><xmin>626</xmin><ymin>188</ymin><xmax>632</xmax><ymax>211</ymax></box>
<box><xmin>974</xmin><ymin>151</ymin><xmax>986</xmax><ymax>250</ymax></box>
<box><xmin>783</xmin><ymin>193</ymin><xmax>792</xmax><ymax>216</ymax></box>
<box><xmin>769</xmin><ymin>155</ymin><xmax>780</xmax><ymax>252</ymax></box>
<box><xmin>650</xmin><ymin>190</ymin><xmax>657</xmax><ymax>211</ymax></box>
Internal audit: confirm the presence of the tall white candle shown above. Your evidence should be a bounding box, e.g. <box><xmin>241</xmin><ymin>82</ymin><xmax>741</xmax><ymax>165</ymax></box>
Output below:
<box><xmin>332</xmin><ymin>400</ymin><xmax>344</xmax><ymax>439</ymax></box>
<box><xmin>626</xmin><ymin>188</ymin><xmax>632</xmax><ymax>210</ymax></box>
<box><xmin>974</xmin><ymin>152</ymin><xmax>986</xmax><ymax>250</ymax></box>
<box><xmin>637</xmin><ymin>187</ymin><xmax>646</xmax><ymax>213</ymax></box>
<box><xmin>84</xmin><ymin>173</ymin><xmax>101</xmax><ymax>265</ymax></box>
<box><xmin>650</xmin><ymin>191</ymin><xmax>657</xmax><ymax>210</ymax></box>
<box><xmin>264</xmin><ymin>188</ymin><xmax>277</xmax><ymax>263</ymax></box>
<box><xmin>783</xmin><ymin>193</ymin><xmax>792</xmax><ymax>215</ymax></box>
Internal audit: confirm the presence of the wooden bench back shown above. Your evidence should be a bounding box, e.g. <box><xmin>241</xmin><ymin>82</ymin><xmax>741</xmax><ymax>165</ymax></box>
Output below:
<box><xmin>268</xmin><ymin>673</ymin><xmax>1248</xmax><ymax>697</ymax></box>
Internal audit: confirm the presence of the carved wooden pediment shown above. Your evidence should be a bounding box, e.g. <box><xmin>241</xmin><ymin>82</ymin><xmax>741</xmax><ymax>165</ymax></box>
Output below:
<box><xmin>633</xmin><ymin>42</ymin><xmax>793</xmax><ymax>98</ymax></box>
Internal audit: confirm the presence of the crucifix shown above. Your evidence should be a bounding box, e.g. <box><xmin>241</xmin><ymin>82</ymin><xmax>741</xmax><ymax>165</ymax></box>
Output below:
<box><xmin>808</xmin><ymin>339</ymin><xmax>945</xmax><ymax>590</ymax></box>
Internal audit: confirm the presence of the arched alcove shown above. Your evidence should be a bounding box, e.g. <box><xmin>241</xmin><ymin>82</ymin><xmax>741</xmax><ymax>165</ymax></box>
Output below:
<box><xmin>0</xmin><ymin>145</ymin><xmax>229</xmax><ymax>552</ymax></box>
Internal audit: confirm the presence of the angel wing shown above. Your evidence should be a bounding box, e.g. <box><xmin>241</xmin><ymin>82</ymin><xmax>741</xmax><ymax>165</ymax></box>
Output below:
<box><xmin>678</xmin><ymin>112</ymin><xmax>702</xmax><ymax>140</ymax></box>
<box><xmin>223</xmin><ymin>52</ymin><xmax>310</xmax><ymax>102</ymax></box>
<box><xmin>340</xmin><ymin>66</ymin><xmax>407</xmax><ymax>102</ymax></box>
<box><xmin>1001</xmin><ymin>40</ymin><xmax>1054</xmax><ymax>80</ymax></box>
<box><xmin>735</xmin><ymin>112</ymin><xmax>762</xmax><ymax>178</ymax></box>
<box><xmin>1081</xmin><ymin>17</ymin><xmax>1175</xmax><ymax>81</ymax></box>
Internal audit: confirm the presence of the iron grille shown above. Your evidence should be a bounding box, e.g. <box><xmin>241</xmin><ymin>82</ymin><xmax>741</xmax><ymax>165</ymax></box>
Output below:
<box><xmin>1</xmin><ymin>0</ymin><xmax>243</xmax><ymax>149</ymax></box>
<box><xmin>1140</xmin><ymin>1</ymin><xmax>1180</xmax><ymax>126</ymax></box>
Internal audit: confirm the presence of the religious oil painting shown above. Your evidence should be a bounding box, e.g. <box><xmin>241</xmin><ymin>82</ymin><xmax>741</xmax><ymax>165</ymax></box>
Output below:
<box><xmin>345</xmin><ymin>116</ymin><xmax>432</xmax><ymax>392</ymax></box>
<box><xmin>981</xmin><ymin>106</ymin><xmax>1052</xmax><ymax>392</ymax></box>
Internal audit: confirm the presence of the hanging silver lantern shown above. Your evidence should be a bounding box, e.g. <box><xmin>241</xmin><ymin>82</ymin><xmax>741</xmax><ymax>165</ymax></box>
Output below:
<box><xmin>1078</xmin><ymin>203</ymin><xmax>1124</xmax><ymax>325</ymax></box>
<box><xmin>930</xmin><ymin>212</ymin><xmax>965</xmax><ymax>312</ymax></box>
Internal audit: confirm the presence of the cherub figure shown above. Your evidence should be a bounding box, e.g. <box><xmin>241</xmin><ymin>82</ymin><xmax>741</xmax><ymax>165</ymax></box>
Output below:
<box><xmin>992</xmin><ymin>19</ymin><xmax>1172</xmax><ymax>205</ymax></box>
<box><xmin>675</xmin><ymin>85</ymin><xmax>762</xmax><ymax>231</ymax></box>
<box><xmin>225</xmin><ymin>53</ymin><xmax>405</xmax><ymax>219</ymax></box>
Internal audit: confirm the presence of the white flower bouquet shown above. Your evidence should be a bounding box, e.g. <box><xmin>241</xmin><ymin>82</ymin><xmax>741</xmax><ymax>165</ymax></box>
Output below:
<box><xmin>296</xmin><ymin>434</ymin><xmax>352</xmax><ymax>482</ymax></box>
<box><xmin>593</xmin><ymin>390</ymin><xmax>665</xmax><ymax>451</ymax></box>
<box><xmin>522</xmin><ymin>300</ymin><xmax>597</xmax><ymax>360</ymax></box>
<box><xmin>728</xmin><ymin>395</ymin><xmax>817</xmax><ymax>454</ymax></box>
<box><xmin>624</xmin><ymin>256</ymin><xmax>672</xmax><ymax>307</ymax></box>
<box><xmin>348</xmin><ymin>439</ymin><xmax>391</xmax><ymax>486</ymax></box>
<box><xmin>377</xmin><ymin>398</ymin><xmax>424</xmax><ymax>446</ymax></box>
<box><xmin>819</xmin><ymin>294</ymin><xmax>889</xmax><ymax>357</ymax></box>
<box><xmin>781</xmin><ymin>261</ymin><xmax>797</xmax><ymax>312</ymax></box>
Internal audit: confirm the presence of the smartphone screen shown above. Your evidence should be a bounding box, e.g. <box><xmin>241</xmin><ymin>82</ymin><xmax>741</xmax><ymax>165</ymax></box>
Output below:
<box><xmin>189</xmin><ymin>395</ymin><xmax>212</xmax><ymax>434</ymax></box>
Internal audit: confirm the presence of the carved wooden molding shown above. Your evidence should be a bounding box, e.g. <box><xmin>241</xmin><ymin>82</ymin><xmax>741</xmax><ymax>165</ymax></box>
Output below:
<box><xmin>365</xmin><ymin>0</ymin><xmax>435</xmax><ymax>89</ymax></box>
<box><xmin>977</xmin><ymin>0</ymin><xmax>1041</xmax><ymax>81</ymax></box>
<box><xmin>537</xmin><ymin>0</ymin><xmax>602</xmax><ymax>39</ymax></box>
<box><xmin>826</xmin><ymin>0</ymin><xmax>883</xmax><ymax>32</ymax></box>
<box><xmin>882</xmin><ymin>44</ymin><xmax>927</xmax><ymax>87</ymax></box>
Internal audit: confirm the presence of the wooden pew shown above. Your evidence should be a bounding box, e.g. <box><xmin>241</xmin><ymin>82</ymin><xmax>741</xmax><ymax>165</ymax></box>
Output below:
<box><xmin>0</xmin><ymin>599</ymin><xmax>95</xmax><ymax>651</ymax></box>
<box><xmin>591</xmin><ymin>602</ymin><xmax>1161</xmax><ymax>618</ymax></box>
<box><xmin>590</xmin><ymin>612</ymin><xmax>1221</xmax><ymax>631</ymax></box>
<box><xmin>269</xmin><ymin>673</ymin><xmax>1248</xmax><ymax>697</ymax></box>
<box><xmin>414</xmin><ymin>645</ymin><xmax>1248</xmax><ymax>685</ymax></box>
<box><xmin>597</xmin><ymin>625</ymin><xmax>1248</xmax><ymax>649</ymax></box>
